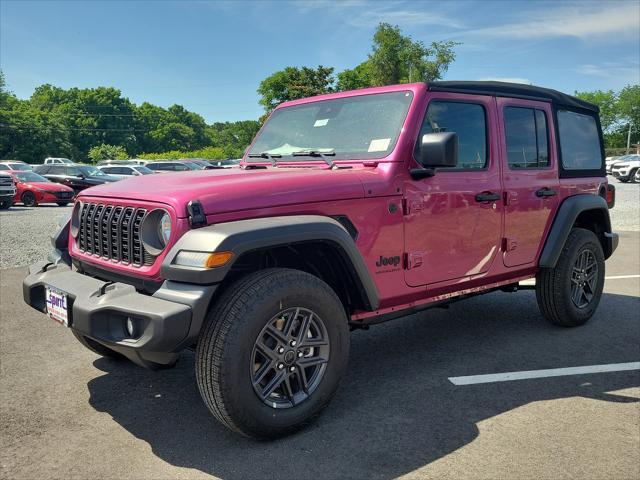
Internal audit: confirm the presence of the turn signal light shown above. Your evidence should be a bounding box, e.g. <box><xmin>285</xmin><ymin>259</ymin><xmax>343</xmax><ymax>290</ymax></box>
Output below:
<box><xmin>205</xmin><ymin>251</ymin><xmax>234</xmax><ymax>268</ymax></box>
<box><xmin>174</xmin><ymin>250</ymin><xmax>234</xmax><ymax>268</ymax></box>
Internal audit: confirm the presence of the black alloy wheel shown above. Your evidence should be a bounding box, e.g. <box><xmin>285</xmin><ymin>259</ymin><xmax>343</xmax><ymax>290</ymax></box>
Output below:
<box><xmin>570</xmin><ymin>249</ymin><xmax>599</xmax><ymax>309</ymax></box>
<box><xmin>251</xmin><ymin>307</ymin><xmax>330</xmax><ymax>408</ymax></box>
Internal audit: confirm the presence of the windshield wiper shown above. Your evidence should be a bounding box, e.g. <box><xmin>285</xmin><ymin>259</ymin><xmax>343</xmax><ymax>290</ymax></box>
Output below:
<box><xmin>291</xmin><ymin>150</ymin><xmax>336</xmax><ymax>168</ymax></box>
<box><xmin>247</xmin><ymin>152</ymin><xmax>281</xmax><ymax>166</ymax></box>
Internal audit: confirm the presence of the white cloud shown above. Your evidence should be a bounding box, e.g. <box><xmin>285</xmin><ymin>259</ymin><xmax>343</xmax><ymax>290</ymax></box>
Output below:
<box><xmin>461</xmin><ymin>2</ymin><xmax>639</xmax><ymax>40</ymax></box>
<box><xmin>575</xmin><ymin>62</ymin><xmax>640</xmax><ymax>84</ymax></box>
<box><xmin>479</xmin><ymin>77</ymin><xmax>531</xmax><ymax>84</ymax></box>
<box><xmin>295</xmin><ymin>0</ymin><xmax>462</xmax><ymax>28</ymax></box>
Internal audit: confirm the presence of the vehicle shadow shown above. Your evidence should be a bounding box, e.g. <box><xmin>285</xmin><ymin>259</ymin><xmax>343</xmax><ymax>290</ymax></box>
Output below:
<box><xmin>87</xmin><ymin>291</ymin><xmax>640</xmax><ymax>480</ymax></box>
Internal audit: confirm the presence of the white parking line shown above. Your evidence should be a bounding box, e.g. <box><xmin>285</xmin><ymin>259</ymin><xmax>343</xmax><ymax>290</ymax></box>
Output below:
<box><xmin>449</xmin><ymin>362</ymin><xmax>640</xmax><ymax>385</ymax></box>
<box><xmin>520</xmin><ymin>274</ymin><xmax>640</xmax><ymax>286</ymax></box>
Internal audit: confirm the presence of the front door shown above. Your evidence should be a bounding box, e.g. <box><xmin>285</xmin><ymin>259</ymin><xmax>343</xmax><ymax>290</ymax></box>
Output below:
<box><xmin>404</xmin><ymin>94</ymin><xmax>503</xmax><ymax>287</ymax></box>
<box><xmin>497</xmin><ymin>98</ymin><xmax>560</xmax><ymax>267</ymax></box>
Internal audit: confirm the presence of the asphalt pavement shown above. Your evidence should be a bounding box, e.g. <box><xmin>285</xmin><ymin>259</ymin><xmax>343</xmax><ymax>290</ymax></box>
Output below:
<box><xmin>1</xmin><ymin>232</ymin><xmax>638</xmax><ymax>479</ymax></box>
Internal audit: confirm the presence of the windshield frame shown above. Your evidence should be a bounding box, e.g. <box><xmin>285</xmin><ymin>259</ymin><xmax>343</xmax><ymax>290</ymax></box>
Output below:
<box><xmin>246</xmin><ymin>89</ymin><xmax>415</xmax><ymax>164</ymax></box>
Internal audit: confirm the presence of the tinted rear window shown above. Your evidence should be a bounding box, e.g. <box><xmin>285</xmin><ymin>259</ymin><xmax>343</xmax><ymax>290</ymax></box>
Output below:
<box><xmin>557</xmin><ymin>110</ymin><xmax>602</xmax><ymax>170</ymax></box>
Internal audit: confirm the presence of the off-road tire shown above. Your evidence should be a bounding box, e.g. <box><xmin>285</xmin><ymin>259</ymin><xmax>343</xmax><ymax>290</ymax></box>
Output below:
<box><xmin>72</xmin><ymin>331</ymin><xmax>124</xmax><ymax>359</ymax></box>
<box><xmin>21</xmin><ymin>191</ymin><xmax>37</xmax><ymax>207</ymax></box>
<box><xmin>536</xmin><ymin>228</ymin><xmax>605</xmax><ymax>327</ymax></box>
<box><xmin>195</xmin><ymin>268</ymin><xmax>349</xmax><ymax>439</ymax></box>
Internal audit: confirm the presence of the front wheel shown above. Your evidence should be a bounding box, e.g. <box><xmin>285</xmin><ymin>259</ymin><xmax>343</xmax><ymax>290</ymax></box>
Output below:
<box><xmin>536</xmin><ymin>228</ymin><xmax>605</xmax><ymax>327</ymax></box>
<box><xmin>21</xmin><ymin>191</ymin><xmax>37</xmax><ymax>207</ymax></box>
<box><xmin>629</xmin><ymin>169</ymin><xmax>639</xmax><ymax>183</ymax></box>
<box><xmin>196</xmin><ymin>268</ymin><xmax>349</xmax><ymax>438</ymax></box>
<box><xmin>0</xmin><ymin>200</ymin><xmax>11</xmax><ymax>210</ymax></box>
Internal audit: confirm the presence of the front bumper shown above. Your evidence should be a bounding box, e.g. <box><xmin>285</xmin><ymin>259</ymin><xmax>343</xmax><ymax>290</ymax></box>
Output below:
<box><xmin>23</xmin><ymin>261</ymin><xmax>216</xmax><ymax>368</ymax></box>
<box><xmin>612</xmin><ymin>169</ymin><xmax>630</xmax><ymax>179</ymax></box>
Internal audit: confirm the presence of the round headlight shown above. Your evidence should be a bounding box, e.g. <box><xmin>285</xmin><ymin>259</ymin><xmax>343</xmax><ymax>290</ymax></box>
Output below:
<box><xmin>141</xmin><ymin>209</ymin><xmax>171</xmax><ymax>256</ymax></box>
<box><xmin>159</xmin><ymin>212</ymin><xmax>172</xmax><ymax>246</ymax></box>
<box><xmin>70</xmin><ymin>201</ymin><xmax>82</xmax><ymax>238</ymax></box>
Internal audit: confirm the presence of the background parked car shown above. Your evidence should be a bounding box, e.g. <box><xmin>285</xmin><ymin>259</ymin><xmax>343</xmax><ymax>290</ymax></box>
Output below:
<box><xmin>605</xmin><ymin>155</ymin><xmax>626</xmax><ymax>174</ymax></box>
<box><xmin>179</xmin><ymin>158</ymin><xmax>218</xmax><ymax>169</ymax></box>
<box><xmin>10</xmin><ymin>170</ymin><xmax>75</xmax><ymax>206</ymax></box>
<box><xmin>33</xmin><ymin>165</ymin><xmax>119</xmax><ymax>192</ymax></box>
<box><xmin>145</xmin><ymin>161</ymin><xmax>201</xmax><ymax>172</ymax></box>
<box><xmin>43</xmin><ymin>157</ymin><xmax>75</xmax><ymax>165</ymax></box>
<box><xmin>0</xmin><ymin>172</ymin><xmax>16</xmax><ymax>209</ymax></box>
<box><xmin>97</xmin><ymin>164</ymin><xmax>155</xmax><ymax>179</ymax></box>
<box><xmin>0</xmin><ymin>160</ymin><xmax>34</xmax><ymax>171</ymax></box>
<box><xmin>208</xmin><ymin>158</ymin><xmax>241</xmax><ymax>169</ymax></box>
<box><xmin>611</xmin><ymin>154</ymin><xmax>640</xmax><ymax>183</ymax></box>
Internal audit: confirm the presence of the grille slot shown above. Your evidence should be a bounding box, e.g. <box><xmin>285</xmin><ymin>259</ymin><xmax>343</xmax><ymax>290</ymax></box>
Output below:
<box><xmin>77</xmin><ymin>202</ymin><xmax>152</xmax><ymax>267</ymax></box>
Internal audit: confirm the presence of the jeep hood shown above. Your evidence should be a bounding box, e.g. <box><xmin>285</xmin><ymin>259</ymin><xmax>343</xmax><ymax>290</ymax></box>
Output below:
<box><xmin>79</xmin><ymin>167</ymin><xmax>367</xmax><ymax>217</ymax></box>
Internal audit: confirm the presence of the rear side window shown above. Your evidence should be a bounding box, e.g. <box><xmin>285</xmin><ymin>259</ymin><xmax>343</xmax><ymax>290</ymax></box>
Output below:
<box><xmin>504</xmin><ymin>107</ymin><xmax>549</xmax><ymax>169</ymax></box>
<box><xmin>557</xmin><ymin>110</ymin><xmax>602</xmax><ymax>170</ymax></box>
<box><xmin>49</xmin><ymin>166</ymin><xmax>64</xmax><ymax>175</ymax></box>
<box><xmin>0</xmin><ymin>164</ymin><xmax>9</xmax><ymax>170</ymax></box>
<box><xmin>418</xmin><ymin>101</ymin><xmax>487</xmax><ymax>169</ymax></box>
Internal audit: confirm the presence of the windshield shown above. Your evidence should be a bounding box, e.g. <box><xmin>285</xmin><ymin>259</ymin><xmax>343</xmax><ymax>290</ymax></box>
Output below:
<box><xmin>78</xmin><ymin>166</ymin><xmax>105</xmax><ymax>176</ymax></box>
<box><xmin>134</xmin><ymin>166</ymin><xmax>154</xmax><ymax>175</ymax></box>
<box><xmin>248</xmin><ymin>91</ymin><xmax>413</xmax><ymax>161</ymax></box>
<box><xmin>15</xmin><ymin>172</ymin><xmax>49</xmax><ymax>183</ymax></box>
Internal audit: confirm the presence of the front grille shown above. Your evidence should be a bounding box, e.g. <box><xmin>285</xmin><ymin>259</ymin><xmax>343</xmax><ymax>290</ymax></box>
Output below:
<box><xmin>78</xmin><ymin>202</ymin><xmax>152</xmax><ymax>267</ymax></box>
<box><xmin>0</xmin><ymin>177</ymin><xmax>12</xmax><ymax>187</ymax></box>
<box><xmin>52</xmin><ymin>191</ymin><xmax>74</xmax><ymax>199</ymax></box>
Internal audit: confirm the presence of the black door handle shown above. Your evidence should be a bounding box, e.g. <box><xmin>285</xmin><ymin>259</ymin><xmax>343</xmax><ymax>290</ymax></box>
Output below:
<box><xmin>475</xmin><ymin>192</ymin><xmax>501</xmax><ymax>202</ymax></box>
<box><xmin>536</xmin><ymin>187</ymin><xmax>557</xmax><ymax>198</ymax></box>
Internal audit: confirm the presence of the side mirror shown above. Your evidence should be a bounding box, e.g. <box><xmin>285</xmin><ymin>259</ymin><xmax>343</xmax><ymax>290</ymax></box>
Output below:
<box><xmin>412</xmin><ymin>132</ymin><xmax>458</xmax><ymax>179</ymax></box>
<box><xmin>77</xmin><ymin>173</ymin><xmax>85</xmax><ymax>179</ymax></box>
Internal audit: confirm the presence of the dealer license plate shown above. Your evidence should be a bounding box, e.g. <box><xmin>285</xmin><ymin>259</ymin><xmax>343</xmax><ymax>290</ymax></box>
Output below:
<box><xmin>45</xmin><ymin>286</ymin><xmax>69</xmax><ymax>326</ymax></box>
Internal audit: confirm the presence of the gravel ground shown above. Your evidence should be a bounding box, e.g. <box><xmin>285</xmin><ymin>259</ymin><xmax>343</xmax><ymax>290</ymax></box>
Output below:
<box><xmin>0</xmin><ymin>179</ymin><xmax>637</xmax><ymax>269</ymax></box>
<box><xmin>0</xmin><ymin>205</ymin><xmax>71</xmax><ymax>268</ymax></box>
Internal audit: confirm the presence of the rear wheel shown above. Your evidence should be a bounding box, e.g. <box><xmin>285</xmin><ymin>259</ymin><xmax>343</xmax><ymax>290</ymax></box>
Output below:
<box><xmin>21</xmin><ymin>191</ymin><xmax>37</xmax><ymax>207</ymax></box>
<box><xmin>196</xmin><ymin>268</ymin><xmax>349</xmax><ymax>438</ymax></box>
<box><xmin>72</xmin><ymin>331</ymin><xmax>124</xmax><ymax>359</ymax></box>
<box><xmin>536</xmin><ymin>228</ymin><xmax>605</xmax><ymax>327</ymax></box>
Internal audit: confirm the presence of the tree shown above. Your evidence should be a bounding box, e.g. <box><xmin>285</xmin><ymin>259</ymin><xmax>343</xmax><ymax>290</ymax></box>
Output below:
<box><xmin>575</xmin><ymin>90</ymin><xmax>617</xmax><ymax>131</ymax></box>
<box><xmin>337</xmin><ymin>23</ymin><xmax>459</xmax><ymax>91</ymax></box>
<box><xmin>88</xmin><ymin>144</ymin><xmax>129</xmax><ymax>162</ymax></box>
<box><xmin>257</xmin><ymin>65</ymin><xmax>335</xmax><ymax>112</ymax></box>
<box><xmin>618</xmin><ymin>85</ymin><xmax>640</xmax><ymax>131</ymax></box>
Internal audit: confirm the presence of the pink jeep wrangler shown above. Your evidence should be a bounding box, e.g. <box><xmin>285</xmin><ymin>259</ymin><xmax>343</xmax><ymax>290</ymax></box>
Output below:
<box><xmin>24</xmin><ymin>81</ymin><xmax>618</xmax><ymax>438</ymax></box>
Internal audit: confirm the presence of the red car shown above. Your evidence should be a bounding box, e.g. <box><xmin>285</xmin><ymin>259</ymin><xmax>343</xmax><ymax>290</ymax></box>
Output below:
<box><xmin>11</xmin><ymin>171</ymin><xmax>75</xmax><ymax>206</ymax></box>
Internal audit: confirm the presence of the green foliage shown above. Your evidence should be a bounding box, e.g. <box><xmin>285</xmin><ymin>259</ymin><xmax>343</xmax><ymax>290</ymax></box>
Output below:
<box><xmin>257</xmin><ymin>65</ymin><xmax>335</xmax><ymax>112</ymax></box>
<box><xmin>366</xmin><ymin>23</ymin><xmax>458</xmax><ymax>86</ymax></box>
<box><xmin>576</xmin><ymin>85</ymin><xmax>640</xmax><ymax>148</ymax></box>
<box><xmin>139</xmin><ymin>146</ymin><xmax>233</xmax><ymax>161</ymax></box>
<box><xmin>88</xmin><ymin>144</ymin><xmax>129</xmax><ymax>162</ymax></box>
<box><xmin>259</xmin><ymin>23</ymin><xmax>459</xmax><ymax>110</ymax></box>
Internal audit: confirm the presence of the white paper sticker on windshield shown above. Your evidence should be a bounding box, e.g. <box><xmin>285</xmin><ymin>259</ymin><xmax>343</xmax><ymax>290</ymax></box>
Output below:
<box><xmin>368</xmin><ymin>138</ymin><xmax>391</xmax><ymax>152</ymax></box>
<box><xmin>314</xmin><ymin>119</ymin><xmax>329</xmax><ymax>127</ymax></box>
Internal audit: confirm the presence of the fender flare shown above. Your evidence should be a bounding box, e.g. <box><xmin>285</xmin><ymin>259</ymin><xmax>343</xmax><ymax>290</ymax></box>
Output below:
<box><xmin>539</xmin><ymin>194</ymin><xmax>616</xmax><ymax>268</ymax></box>
<box><xmin>161</xmin><ymin>215</ymin><xmax>380</xmax><ymax>310</ymax></box>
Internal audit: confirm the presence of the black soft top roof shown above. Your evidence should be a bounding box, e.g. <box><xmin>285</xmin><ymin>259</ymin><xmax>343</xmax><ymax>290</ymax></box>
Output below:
<box><xmin>427</xmin><ymin>81</ymin><xmax>598</xmax><ymax>113</ymax></box>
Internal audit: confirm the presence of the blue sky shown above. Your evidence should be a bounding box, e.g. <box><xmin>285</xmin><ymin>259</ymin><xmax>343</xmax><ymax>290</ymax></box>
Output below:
<box><xmin>1</xmin><ymin>0</ymin><xmax>639</xmax><ymax>123</ymax></box>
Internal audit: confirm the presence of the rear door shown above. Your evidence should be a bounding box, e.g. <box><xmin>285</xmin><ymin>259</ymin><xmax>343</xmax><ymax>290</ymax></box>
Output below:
<box><xmin>498</xmin><ymin>98</ymin><xmax>560</xmax><ymax>267</ymax></box>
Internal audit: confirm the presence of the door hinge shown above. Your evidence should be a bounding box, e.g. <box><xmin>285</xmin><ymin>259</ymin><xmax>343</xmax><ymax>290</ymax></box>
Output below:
<box><xmin>405</xmin><ymin>252</ymin><xmax>424</xmax><ymax>269</ymax></box>
<box><xmin>502</xmin><ymin>238</ymin><xmax>517</xmax><ymax>252</ymax></box>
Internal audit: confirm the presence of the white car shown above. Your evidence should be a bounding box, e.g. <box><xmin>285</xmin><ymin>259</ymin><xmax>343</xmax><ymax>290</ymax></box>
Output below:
<box><xmin>0</xmin><ymin>160</ymin><xmax>33</xmax><ymax>171</ymax></box>
<box><xmin>611</xmin><ymin>154</ymin><xmax>640</xmax><ymax>183</ymax></box>
<box><xmin>605</xmin><ymin>155</ymin><xmax>626</xmax><ymax>174</ymax></box>
<box><xmin>44</xmin><ymin>157</ymin><xmax>75</xmax><ymax>165</ymax></box>
<box><xmin>97</xmin><ymin>164</ymin><xmax>155</xmax><ymax>179</ymax></box>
